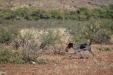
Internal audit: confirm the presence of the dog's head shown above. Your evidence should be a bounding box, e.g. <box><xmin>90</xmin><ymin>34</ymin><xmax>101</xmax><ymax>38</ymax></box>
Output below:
<box><xmin>65</xmin><ymin>43</ymin><xmax>73</xmax><ymax>52</ymax></box>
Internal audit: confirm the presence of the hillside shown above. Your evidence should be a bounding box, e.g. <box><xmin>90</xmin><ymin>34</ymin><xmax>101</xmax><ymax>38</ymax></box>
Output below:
<box><xmin>0</xmin><ymin>0</ymin><xmax>113</xmax><ymax>10</ymax></box>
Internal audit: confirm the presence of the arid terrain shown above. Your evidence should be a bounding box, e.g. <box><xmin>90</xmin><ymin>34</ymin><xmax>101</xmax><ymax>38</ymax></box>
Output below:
<box><xmin>0</xmin><ymin>44</ymin><xmax>113</xmax><ymax>75</ymax></box>
<box><xmin>0</xmin><ymin>0</ymin><xmax>113</xmax><ymax>75</ymax></box>
<box><xmin>0</xmin><ymin>0</ymin><xmax>113</xmax><ymax>10</ymax></box>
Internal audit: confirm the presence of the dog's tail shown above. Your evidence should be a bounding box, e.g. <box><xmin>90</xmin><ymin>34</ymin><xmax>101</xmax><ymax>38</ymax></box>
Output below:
<box><xmin>88</xmin><ymin>39</ymin><xmax>92</xmax><ymax>46</ymax></box>
<box><xmin>88</xmin><ymin>39</ymin><xmax>94</xmax><ymax>56</ymax></box>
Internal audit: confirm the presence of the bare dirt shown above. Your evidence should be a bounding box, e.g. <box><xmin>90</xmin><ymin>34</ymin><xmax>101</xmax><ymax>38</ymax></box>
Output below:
<box><xmin>0</xmin><ymin>44</ymin><xmax>113</xmax><ymax>75</ymax></box>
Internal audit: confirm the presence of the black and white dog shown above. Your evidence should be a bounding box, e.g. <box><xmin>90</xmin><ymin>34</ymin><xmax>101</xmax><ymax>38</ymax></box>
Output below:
<box><xmin>65</xmin><ymin>41</ymin><xmax>94</xmax><ymax>58</ymax></box>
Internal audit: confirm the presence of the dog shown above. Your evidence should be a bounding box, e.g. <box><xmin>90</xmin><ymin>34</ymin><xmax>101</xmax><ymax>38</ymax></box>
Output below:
<box><xmin>65</xmin><ymin>41</ymin><xmax>94</xmax><ymax>58</ymax></box>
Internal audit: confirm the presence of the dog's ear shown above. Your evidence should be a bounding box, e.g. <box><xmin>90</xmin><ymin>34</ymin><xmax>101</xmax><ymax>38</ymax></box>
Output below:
<box><xmin>68</xmin><ymin>43</ymin><xmax>73</xmax><ymax>48</ymax></box>
<box><xmin>65</xmin><ymin>43</ymin><xmax>73</xmax><ymax>52</ymax></box>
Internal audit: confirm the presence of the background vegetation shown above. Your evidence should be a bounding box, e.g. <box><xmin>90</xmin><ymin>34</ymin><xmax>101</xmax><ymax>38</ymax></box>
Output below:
<box><xmin>0</xmin><ymin>4</ymin><xmax>113</xmax><ymax>64</ymax></box>
<box><xmin>0</xmin><ymin>5</ymin><xmax>113</xmax><ymax>20</ymax></box>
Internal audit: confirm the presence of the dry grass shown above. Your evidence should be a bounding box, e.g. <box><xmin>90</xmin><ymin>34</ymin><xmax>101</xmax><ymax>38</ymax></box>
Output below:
<box><xmin>0</xmin><ymin>44</ymin><xmax>113</xmax><ymax>75</ymax></box>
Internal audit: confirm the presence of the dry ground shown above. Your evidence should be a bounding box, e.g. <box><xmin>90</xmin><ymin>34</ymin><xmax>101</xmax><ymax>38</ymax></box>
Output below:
<box><xmin>0</xmin><ymin>44</ymin><xmax>113</xmax><ymax>75</ymax></box>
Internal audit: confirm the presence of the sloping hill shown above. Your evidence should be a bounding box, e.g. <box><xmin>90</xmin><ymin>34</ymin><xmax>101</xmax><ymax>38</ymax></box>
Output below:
<box><xmin>0</xmin><ymin>0</ymin><xmax>113</xmax><ymax>10</ymax></box>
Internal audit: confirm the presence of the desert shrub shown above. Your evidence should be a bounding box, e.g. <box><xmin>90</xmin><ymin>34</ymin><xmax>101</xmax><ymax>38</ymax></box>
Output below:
<box><xmin>40</xmin><ymin>29</ymin><xmax>70</xmax><ymax>54</ymax></box>
<box><xmin>0</xmin><ymin>9</ymin><xmax>15</xmax><ymax>20</ymax></box>
<box><xmin>64</xmin><ymin>8</ymin><xmax>92</xmax><ymax>20</ymax></box>
<box><xmin>0</xmin><ymin>28</ymin><xmax>13</xmax><ymax>44</ymax></box>
<box><xmin>83</xmin><ymin>19</ymin><xmax>112</xmax><ymax>43</ymax></box>
<box><xmin>102</xmin><ymin>19</ymin><xmax>113</xmax><ymax>32</ymax></box>
<box><xmin>65</xmin><ymin>11</ymin><xmax>79</xmax><ymax>20</ymax></box>
<box><xmin>77</xmin><ymin>7</ymin><xmax>92</xmax><ymax>20</ymax></box>
<box><xmin>72</xmin><ymin>35</ymin><xmax>87</xmax><ymax>44</ymax></box>
<box><xmin>67</xmin><ymin>18</ymin><xmax>112</xmax><ymax>44</ymax></box>
<box><xmin>31</xmin><ymin>9</ymin><xmax>51</xmax><ymax>20</ymax></box>
<box><xmin>0</xmin><ymin>5</ymin><xmax>113</xmax><ymax>20</ymax></box>
<box><xmin>92</xmin><ymin>8</ymin><xmax>108</xmax><ymax>18</ymax></box>
<box><xmin>105</xmin><ymin>4</ymin><xmax>113</xmax><ymax>19</ymax></box>
<box><xmin>41</xmin><ymin>30</ymin><xmax>61</xmax><ymax>47</ymax></box>
<box><xmin>12</xmin><ymin>30</ymin><xmax>40</xmax><ymax>63</ymax></box>
<box><xmin>0</xmin><ymin>46</ymin><xmax>47</xmax><ymax>64</ymax></box>
<box><xmin>50</xmin><ymin>10</ymin><xmax>63</xmax><ymax>19</ymax></box>
<box><xmin>14</xmin><ymin>7</ymin><xmax>31</xmax><ymax>20</ymax></box>
<box><xmin>22</xmin><ymin>47</ymin><xmax>39</xmax><ymax>63</ymax></box>
<box><xmin>93</xmin><ymin>29</ymin><xmax>111</xmax><ymax>43</ymax></box>
<box><xmin>0</xmin><ymin>47</ymin><xmax>25</xmax><ymax>64</ymax></box>
<box><xmin>109</xmin><ymin>4</ymin><xmax>113</xmax><ymax>9</ymax></box>
<box><xmin>91</xmin><ymin>5</ymin><xmax>113</xmax><ymax>19</ymax></box>
<box><xmin>66</xmin><ymin>23</ymin><xmax>87</xmax><ymax>43</ymax></box>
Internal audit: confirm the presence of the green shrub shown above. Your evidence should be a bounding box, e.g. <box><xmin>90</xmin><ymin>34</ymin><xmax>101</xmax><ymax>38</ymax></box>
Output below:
<box><xmin>77</xmin><ymin>7</ymin><xmax>92</xmax><ymax>20</ymax></box>
<box><xmin>92</xmin><ymin>8</ymin><xmax>107</xmax><ymax>18</ymax></box>
<box><xmin>22</xmin><ymin>48</ymin><xmax>39</xmax><ymax>63</ymax></box>
<box><xmin>50</xmin><ymin>10</ymin><xmax>63</xmax><ymax>19</ymax></box>
<box><xmin>67</xmin><ymin>18</ymin><xmax>112</xmax><ymax>44</ymax></box>
<box><xmin>72</xmin><ymin>35</ymin><xmax>87</xmax><ymax>44</ymax></box>
<box><xmin>14</xmin><ymin>7</ymin><xmax>31</xmax><ymax>20</ymax></box>
<box><xmin>0</xmin><ymin>47</ymin><xmax>47</xmax><ymax>64</ymax></box>
<box><xmin>83</xmin><ymin>19</ymin><xmax>112</xmax><ymax>43</ymax></box>
<box><xmin>0</xmin><ymin>48</ymin><xmax>25</xmax><ymax>64</ymax></box>
<box><xmin>0</xmin><ymin>5</ymin><xmax>113</xmax><ymax>20</ymax></box>
<box><xmin>91</xmin><ymin>5</ymin><xmax>113</xmax><ymax>19</ymax></box>
<box><xmin>31</xmin><ymin>9</ymin><xmax>51</xmax><ymax>20</ymax></box>
<box><xmin>12</xmin><ymin>32</ymin><xmax>40</xmax><ymax>63</ymax></box>
<box><xmin>65</xmin><ymin>11</ymin><xmax>79</xmax><ymax>20</ymax></box>
<box><xmin>106</xmin><ymin>4</ymin><xmax>113</xmax><ymax>19</ymax></box>
<box><xmin>102</xmin><ymin>19</ymin><xmax>113</xmax><ymax>32</ymax></box>
<box><xmin>0</xmin><ymin>10</ymin><xmax>14</xmax><ymax>20</ymax></box>
<box><xmin>41</xmin><ymin>30</ymin><xmax>61</xmax><ymax>45</ymax></box>
<box><xmin>94</xmin><ymin>29</ymin><xmax>111</xmax><ymax>43</ymax></box>
<box><xmin>0</xmin><ymin>29</ymin><xmax>13</xmax><ymax>44</ymax></box>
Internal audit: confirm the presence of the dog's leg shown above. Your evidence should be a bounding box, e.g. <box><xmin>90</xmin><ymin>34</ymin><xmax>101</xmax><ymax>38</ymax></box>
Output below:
<box><xmin>65</xmin><ymin>47</ymin><xmax>69</xmax><ymax>52</ymax></box>
<box><xmin>88</xmin><ymin>48</ymin><xmax>94</xmax><ymax>57</ymax></box>
<box><xmin>76</xmin><ymin>49</ymin><xmax>83</xmax><ymax>59</ymax></box>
